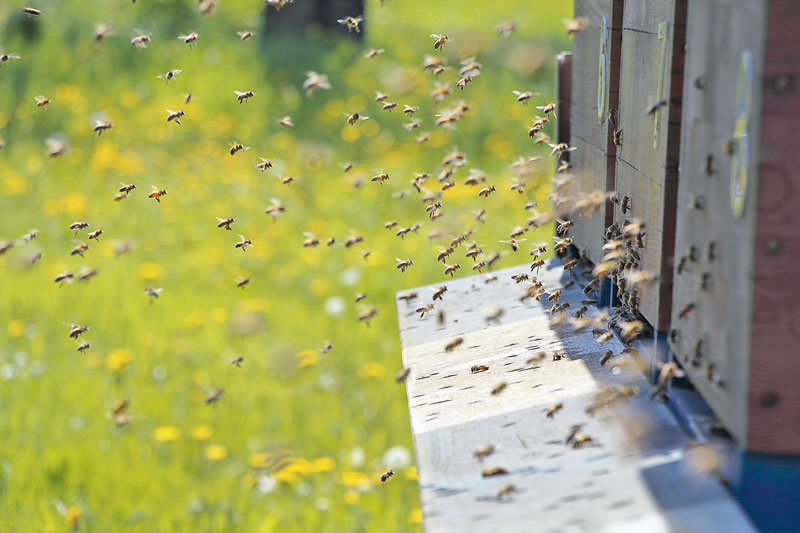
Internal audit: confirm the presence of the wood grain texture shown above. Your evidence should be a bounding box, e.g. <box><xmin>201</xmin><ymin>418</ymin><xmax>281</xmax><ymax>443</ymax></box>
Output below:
<box><xmin>613</xmin><ymin>0</ymin><xmax>685</xmax><ymax>331</ymax></box>
<box><xmin>746</xmin><ymin>0</ymin><xmax>800</xmax><ymax>453</ymax></box>
<box><xmin>397</xmin><ymin>260</ymin><xmax>755</xmax><ymax>532</ymax></box>
<box><xmin>670</xmin><ymin>0</ymin><xmax>765</xmax><ymax>448</ymax></box>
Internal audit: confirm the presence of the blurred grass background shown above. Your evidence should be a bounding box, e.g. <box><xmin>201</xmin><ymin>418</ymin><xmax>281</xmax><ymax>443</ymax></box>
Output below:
<box><xmin>0</xmin><ymin>0</ymin><xmax>571</xmax><ymax>531</ymax></box>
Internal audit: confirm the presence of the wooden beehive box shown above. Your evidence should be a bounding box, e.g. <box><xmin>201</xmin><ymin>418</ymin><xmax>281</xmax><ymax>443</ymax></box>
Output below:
<box><xmin>670</xmin><ymin>0</ymin><xmax>800</xmax><ymax>453</ymax></box>
<box><xmin>567</xmin><ymin>0</ymin><xmax>623</xmax><ymax>263</ymax></box>
<box><xmin>613</xmin><ymin>0</ymin><xmax>687</xmax><ymax>332</ymax></box>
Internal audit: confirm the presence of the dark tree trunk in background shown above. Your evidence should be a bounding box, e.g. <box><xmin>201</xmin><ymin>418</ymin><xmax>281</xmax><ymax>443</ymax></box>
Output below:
<box><xmin>264</xmin><ymin>0</ymin><xmax>365</xmax><ymax>39</ymax></box>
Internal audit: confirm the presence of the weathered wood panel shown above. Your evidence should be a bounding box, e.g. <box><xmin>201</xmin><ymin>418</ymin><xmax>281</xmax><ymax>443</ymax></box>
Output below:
<box><xmin>670</xmin><ymin>0</ymin><xmax>766</xmax><ymax>449</ymax></box>
<box><xmin>613</xmin><ymin>0</ymin><xmax>686</xmax><ymax>332</ymax></box>
<box><xmin>569</xmin><ymin>0</ymin><xmax>623</xmax><ymax>265</ymax></box>
<box><xmin>397</xmin><ymin>261</ymin><xmax>755</xmax><ymax>531</ymax></box>
<box><xmin>746</xmin><ymin>0</ymin><xmax>800</xmax><ymax>453</ymax></box>
<box><xmin>567</xmin><ymin>138</ymin><xmax>615</xmax><ymax>260</ymax></box>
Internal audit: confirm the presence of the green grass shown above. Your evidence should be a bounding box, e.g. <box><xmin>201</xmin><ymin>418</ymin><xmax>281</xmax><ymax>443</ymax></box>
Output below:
<box><xmin>0</xmin><ymin>0</ymin><xmax>572</xmax><ymax>530</ymax></box>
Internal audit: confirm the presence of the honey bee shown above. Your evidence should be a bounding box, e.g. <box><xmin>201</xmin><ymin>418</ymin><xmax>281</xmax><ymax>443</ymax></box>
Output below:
<box><xmin>403</xmin><ymin>105</ymin><xmax>419</xmax><ymax>116</ymax></box>
<box><xmin>346</xmin><ymin>112</ymin><xmax>370</xmax><ymax>125</ymax></box>
<box><xmin>511</xmin><ymin>273</ymin><xmax>529</xmax><ymax>284</ymax></box>
<box><xmin>572</xmin><ymin>433</ymin><xmax>593</xmax><ymax>448</ymax></box>
<box><xmin>486</xmin><ymin>308</ymin><xmax>504</xmax><ymax>324</ymax></box>
<box><xmin>471</xmin><ymin>261</ymin><xmax>486</xmax><ymax>273</ymax></box>
<box><xmin>157</xmin><ymin>69</ymin><xmax>182</xmax><ymax>84</ymax></box>
<box><xmin>70</xmin><ymin>243</ymin><xmax>89</xmax><ymax>257</ymax></box>
<box><xmin>554</xmin><ymin>237</ymin><xmax>574</xmax><ymax>254</ymax></box>
<box><xmin>395</xmin><ymin>367</ymin><xmax>411</xmax><ymax>382</ymax></box>
<box><xmin>398</xmin><ymin>291</ymin><xmax>418</xmax><ymax>302</ymax></box>
<box><xmin>537</xmin><ymin>103</ymin><xmax>557</xmax><ymax>118</ymax></box>
<box><xmin>530</xmin><ymin>259</ymin><xmax>545</xmax><ymax>273</ymax></box>
<box><xmin>564</xmin><ymin>259</ymin><xmax>579</xmax><ymax>271</ymax></box>
<box><xmin>545</xmin><ymin>403</ymin><xmax>564</xmax><ymax>418</ymax></box>
<box><xmin>358</xmin><ymin>307</ymin><xmax>378</xmax><ymax>325</ymax></box>
<box><xmin>303</xmin><ymin>232</ymin><xmax>320</xmax><ymax>247</ymax></box>
<box><xmin>416</xmin><ymin>304</ymin><xmax>434</xmax><ymax>317</ymax></box>
<box><xmin>466</xmin><ymin>247</ymin><xmax>482</xmax><ymax>261</ymax></box>
<box><xmin>217</xmin><ymin>217</ymin><xmax>235</xmax><ymax>231</ymax></box>
<box><xmin>383</xmin><ymin>221</ymin><xmax>398</xmax><ymax>231</ymax></box>
<box><xmin>395</xmin><ymin>258</ymin><xmax>414</xmax><ymax>272</ymax></box>
<box><xmin>444</xmin><ymin>263</ymin><xmax>461</xmax><ymax>277</ymax></box>
<box><xmin>76</xmin><ymin>268</ymin><xmax>98</xmax><ymax>282</ymax></box>
<box><xmin>326</xmin><ymin>237</ymin><xmax>336</xmax><ymax>246</ymax></box>
<box><xmin>445</xmin><ymin>337</ymin><xmax>463</xmax><ymax>351</ymax></box>
<box><xmin>431</xmin><ymin>34</ymin><xmax>451</xmax><ymax>50</ymax></box>
<box><xmin>22</xmin><ymin>6</ymin><xmax>41</xmax><ymax>16</ymax></box>
<box><xmin>46</xmin><ymin>136</ymin><xmax>70</xmax><ymax>158</ymax></box>
<box><xmin>166</xmin><ymin>109</ymin><xmax>185</xmax><ymax>124</ymax></box>
<box><xmin>303</xmin><ymin>71</ymin><xmax>331</xmax><ymax>97</ymax></box>
<box><xmin>87</xmin><ymin>229</ymin><xmax>103</xmax><ymax>240</ymax></box>
<box><xmin>416</xmin><ymin>132</ymin><xmax>431</xmax><ymax>143</ymax></box>
<box><xmin>0</xmin><ymin>51</ymin><xmax>21</xmax><ymax>65</ymax></box>
<box><xmin>144</xmin><ymin>286</ymin><xmax>162</xmax><ymax>299</ymax></box>
<box><xmin>474</xmin><ymin>444</ymin><xmax>495</xmax><ymax>459</ymax></box>
<box><xmin>620</xmin><ymin>195</ymin><xmax>631</xmax><ymax>214</ymax></box>
<box><xmin>55</xmin><ymin>270</ymin><xmax>74</xmax><ymax>283</ymax></box>
<box><xmin>236</xmin><ymin>277</ymin><xmax>250</xmax><ymax>288</ymax></box>
<box><xmin>430</xmin><ymin>83</ymin><xmax>451</xmax><ymax>101</ymax></box>
<box><xmin>429</xmin><ymin>286</ymin><xmax>448</xmax><ymax>302</ymax></box>
<box><xmin>277</xmin><ymin>116</ymin><xmax>293</xmax><ymax>128</ymax></box>
<box><xmin>92</xmin><ymin>120</ymin><xmax>113</xmax><ymax>136</ymax></box>
<box><xmin>255</xmin><ymin>158</ymin><xmax>276</xmax><ymax>171</ymax></box>
<box><xmin>679</xmin><ymin>303</ymin><xmax>695</xmax><ymax>319</ymax></box>
<box><xmin>235</xmin><ymin>235</ymin><xmax>253</xmax><ymax>252</ymax></box>
<box><xmin>490</xmin><ymin>381</ymin><xmax>508</xmax><ymax>396</ymax></box>
<box><xmin>512</xmin><ymin>90</ymin><xmax>533</xmax><ymax>104</ymax></box>
<box><xmin>499</xmin><ymin>238</ymin><xmax>526</xmax><ymax>252</ymax></box>
<box><xmin>563</xmin><ymin>17</ymin><xmax>589</xmax><ymax>35</ymax></box>
<box><xmin>436</xmin><ymin>247</ymin><xmax>453</xmax><ymax>262</ymax></box>
<box><xmin>0</xmin><ymin>240</ymin><xmax>14</xmax><ymax>255</ymax></box>
<box><xmin>613</xmin><ymin>128</ymin><xmax>623</xmax><ymax>146</ymax></box>
<box><xmin>456</xmin><ymin>76</ymin><xmax>472</xmax><ymax>90</ymax></box>
<box><xmin>229</xmin><ymin>141</ymin><xmax>250</xmax><ymax>156</ymax></box>
<box><xmin>205</xmin><ymin>388</ymin><xmax>225</xmax><ymax>405</ymax></box>
<box><xmin>371</xmin><ymin>172</ymin><xmax>390</xmax><ymax>185</ymax></box>
<box><xmin>365</xmin><ymin>48</ymin><xmax>385</xmax><ymax>59</ymax></box>
<box><xmin>235</xmin><ymin>90</ymin><xmax>255</xmax><ymax>103</ymax></box>
<box><xmin>265</xmin><ymin>198</ymin><xmax>285</xmax><ymax>219</ymax></box>
<box><xmin>549</xmin><ymin>143</ymin><xmax>577</xmax><ymax>157</ymax></box>
<box><xmin>178</xmin><ymin>32</ymin><xmax>199</xmax><ymax>48</ymax></box>
<box><xmin>76</xmin><ymin>341</ymin><xmax>90</xmax><ymax>353</ymax></box>
<box><xmin>321</xmin><ymin>342</ymin><xmax>333</xmax><ymax>353</ymax></box>
<box><xmin>403</xmin><ymin>119</ymin><xmax>421</xmax><ymax>131</ymax></box>
<box><xmin>20</xmin><ymin>229</ymin><xmax>38</xmax><ymax>243</ymax></box>
<box><xmin>345</xmin><ymin>235</ymin><xmax>364</xmax><ymax>248</ymax></box>
<box><xmin>149</xmin><ymin>186</ymin><xmax>167</xmax><ymax>202</ymax></box>
<box><xmin>481</xmin><ymin>466</ymin><xmax>509</xmax><ymax>478</ymax></box>
<box><xmin>112</xmin><ymin>399</ymin><xmax>129</xmax><ymax>417</ymax></box>
<box><xmin>600</xmin><ymin>350</ymin><xmax>615</xmax><ymax>366</ymax></box>
<box><xmin>380</xmin><ymin>469</ymin><xmax>394</xmax><ymax>483</ymax></box>
<box><xmin>231</xmin><ymin>356</ymin><xmax>244</xmax><ymax>367</ymax></box>
<box><xmin>237</xmin><ymin>30</ymin><xmax>255</xmax><ymax>41</ymax></box>
<box><xmin>337</xmin><ymin>15</ymin><xmax>364</xmax><ymax>33</ymax></box>
<box><xmin>199</xmin><ymin>0</ymin><xmax>217</xmax><ymax>14</ymax></box>
<box><xmin>478</xmin><ymin>185</ymin><xmax>496</xmax><ymax>197</ymax></box>
<box><xmin>33</xmin><ymin>95</ymin><xmax>50</xmax><ymax>109</ymax></box>
<box><xmin>471</xmin><ymin>365</ymin><xmax>489</xmax><ymax>374</ymax></box>
<box><xmin>548</xmin><ymin>289</ymin><xmax>563</xmax><ymax>302</ymax></box>
<box><xmin>556</xmin><ymin>219</ymin><xmax>574</xmax><ymax>235</ymax></box>
<box><xmin>67</xmin><ymin>324</ymin><xmax>89</xmax><ymax>338</ymax></box>
<box><xmin>382</xmin><ymin>101</ymin><xmax>398</xmax><ymax>112</ymax></box>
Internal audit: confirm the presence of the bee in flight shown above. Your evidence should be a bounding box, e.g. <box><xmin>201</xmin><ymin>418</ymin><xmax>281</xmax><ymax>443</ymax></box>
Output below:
<box><xmin>166</xmin><ymin>109</ymin><xmax>185</xmax><ymax>124</ymax></box>
<box><xmin>431</xmin><ymin>34</ymin><xmax>451</xmax><ymax>50</ymax></box>
<box><xmin>0</xmin><ymin>51</ymin><xmax>21</xmax><ymax>65</ymax></box>
<box><xmin>67</xmin><ymin>324</ymin><xmax>89</xmax><ymax>339</ymax></box>
<box><xmin>236</xmin><ymin>277</ymin><xmax>250</xmax><ymax>288</ymax></box>
<box><xmin>537</xmin><ymin>102</ymin><xmax>557</xmax><ymax>117</ymax></box>
<box><xmin>205</xmin><ymin>388</ymin><xmax>224</xmax><ymax>405</ymax></box>
<box><xmin>302</xmin><ymin>71</ymin><xmax>331</xmax><ymax>97</ymax></box>
<box><xmin>512</xmin><ymin>90</ymin><xmax>533</xmax><ymax>104</ymax></box>
<box><xmin>22</xmin><ymin>7</ymin><xmax>42</xmax><ymax>16</ymax></box>
<box><xmin>277</xmin><ymin>116</ymin><xmax>293</xmax><ymax>128</ymax></box>
<box><xmin>371</xmin><ymin>172</ymin><xmax>390</xmax><ymax>185</ymax></box>
<box><xmin>358</xmin><ymin>307</ymin><xmax>378</xmax><ymax>326</ymax></box>
<box><xmin>396</xmin><ymin>258</ymin><xmax>414</xmax><ymax>272</ymax></box>
<box><xmin>229</xmin><ymin>142</ymin><xmax>250</xmax><ymax>156</ymax></box>
<box><xmin>256</xmin><ymin>158</ymin><xmax>275</xmax><ymax>171</ymax></box>
<box><xmin>380</xmin><ymin>469</ymin><xmax>394</xmax><ymax>483</ymax></box>
<box><xmin>346</xmin><ymin>112</ymin><xmax>370</xmax><ymax>125</ymax></box>
<box><xmin>235</xmin><ymin>90</ymin><xmax>254</xmax><ymax>103</ymax></box>
<box><xmin>144</xmin><ymin>286</ymin><xmax>162</xmax><ymax>301</ymax></box>
<box><xmin>149</xmin><ymin>186</ymin><xmax>167</xmax><ymax>202</ymax></box>
<box><xmin>34</xmin><ymin>95</ymin><xmax>50</xmax><ymax>109</ymax></box>
<box><xmin>237</xmin><ymin>30</ymin><xmax>255</xmax><ymax>41</ymax></box>
<box><xmin>93</xmin><ymin>120</ymin><xmax>113</xmax><ymax>136</ymax></box>
<box><xmin>231</xmin><ymin>356</ymin><xmax>244</xmax><ymax>367</ymax></box>
<box><xmin>157</xmin><ymin>69</ymin><xmax>182</xmax><ymax>84</ymax></box>
<box><xmin>235</xmin><ymin>235</ymin><xmax>253</xmax><ymax>252</ymax></box>
<box><xmin>119</xmin><ymin>183</ymin><xmax>136</xmax><ymax>195</ymax></box>
<box><xmin>178</xmin><ymin>32</ymin><xmax>198</xmax><ymax>48</ymax></box>
<box><xmin>69</xmin><ymin>221</ymin><xmax>89</xmax><ymax>235</ymax></box>
<box><xmin>88</xmin><ymin>229</ymin><xmax>103</xmax><ymax>240</ymax></box>
<box><xmin>337</xmin><ymin>15</ymin><xmax>364</xmax><ymax>33</ymax></box>
<box><xmin>217</xmin><ymin>217</ymin><xmax>235</xmax><ymax>231</ymax></box>
<box><xmin>365</xmin><ymin>48</ymin><xmax>384</xmax><ymax>59</ymax></box>
<box><xmin>265</xmin><ymin>198</ymin><xmax>285</xmax><ymax>219</ymax></box>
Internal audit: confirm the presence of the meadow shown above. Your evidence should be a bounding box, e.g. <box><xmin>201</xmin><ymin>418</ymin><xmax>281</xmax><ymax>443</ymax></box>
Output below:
<box><xmin>0</xmin><ymin>0</ymin><xmax>571</xmax><ymax>530</ymax></box>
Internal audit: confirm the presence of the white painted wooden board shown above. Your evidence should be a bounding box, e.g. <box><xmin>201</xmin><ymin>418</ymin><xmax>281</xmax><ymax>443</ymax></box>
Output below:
<box><xmin>396</xmin><ymin>259</ymin><xmax>755</xmax><ymax>532</ymax></box>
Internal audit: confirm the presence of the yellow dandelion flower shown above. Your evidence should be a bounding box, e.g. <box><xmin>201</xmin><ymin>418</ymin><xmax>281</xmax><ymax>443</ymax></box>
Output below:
<box><xmin>153</xmin><ymin>426</ymin><xmax>180</xmax><ymax>442</ymax></box>
<box><xmin>312</xmin><ymin>457</ymin><xmax>335</xmax><ymax>473</ymax></box>
<box><xmin>184</xmin><ymin>309</ymin><xmax>206</xmax><ymax>329</ymax></box>
<box><xmin>64</xmin><ymin>194</ymin><xmax>87</xmax><ymax>216</ymax></box>
<box><xmin>249</xmin><ymin>452</ymin><xmax>271</xmax><ymax>469</ymax></box>
<box><xmin>65</xmin><ymin>504</ymin><xmax>82</xmax><ymax>529</ymax></box>
<box><xmin>341</xmin><ymin>470</ymin><xmax>371</xmax><ymax>488</ymax></box>
<box><xmin>136</xmin><ymin>262</ymin><xmax>164</xmax><ymax>281</ymax></box>
<box><xmin>205</xmin><ymin>444</ymin><xmax>228</xmax><ymax>461</ymax></box>
<box><xmin>7</xmin><ymin>320</ymin><xmax>25</xmax><ymax>338</ymax></box>
<box><xmin>3</xmin><ymin>172</ymin><xmax>28</xmax><ymax>196</ymax></box>
<box><xmin>106</xmin><ymin>348</ymin><xmax>133</xmax><ymax>371</ymax></box>
<box><xmin>296</xmin><ymin>350</ymin><xmax>319</xmax><ymax>369</ymax></box>
<box><xmin>357</xmin><ymin>361</ymin><xmax>386</xmax><ymax>380</ymax></box>
<box><xmin>344</xmin><ymin>489</ymin><xmax>360</xmax><ymax>505</ymax></box>
<box><xmin>211</xmin><ymin>307</ymin><xmax>228</xmax><ymax>324</ymax></box>
<box><xmin>191</xmin><ymin>425</ymin><xmax>213</xmax><ymax>441</ymax></box>
<box><xmin>405</xmin><ymin>466</ymin><xmax>418</xmax><ymax>480</ymax></box>
<box><xmin>43</xmin><ymin>198</ymin><xmax>61</xmax><ymax>216</ymax></box>
<box><xmin>409</xmin><ymin>508</ymin><xmax>423</xmax><ymax>524</ymax></box>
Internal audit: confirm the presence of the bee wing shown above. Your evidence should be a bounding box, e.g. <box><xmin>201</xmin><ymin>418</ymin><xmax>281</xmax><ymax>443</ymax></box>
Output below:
<box><xmin>166</xmin><ymin>109</ymin><xmax>176</xmax><ymax>114</ymax></box>
<box><xmin>238</xmin><ymin>234</ymin><xmax>247</xmax><ymax>240</ymax></box>
<box><xmin>430</xmin><ymin>34</ymin><xmax>441</xmax><ymax>38</ymax></box>
<box><xmin>243</xmin><ymin>146</ymin><xmax>251</xmax><ymax>151</ymax></box>
<box><xmin>151</xmin><ymin>185</ymin><xmax>160</xmax><ymax>192</ymax></box>
<box><xmin>337</xmin><ymin>18</ymin><xmax>348</xmax><ymax>24</ymax></box>
<box><xmin>361</xmin><ymin>115</ymin><xmax>370</xmax><ymax>121</ymax></box>
<box><xmin>174</xmin><ymin>69</ymin><xmax>183</xmax><ymax>75</ymax></box>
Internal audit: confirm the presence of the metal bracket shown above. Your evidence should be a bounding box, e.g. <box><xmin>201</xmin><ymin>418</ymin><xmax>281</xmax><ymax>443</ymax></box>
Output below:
<box><xmin>653</xmin><ymin>21</ymin><xmax>670</xmax><ymax>148</ymax></box>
